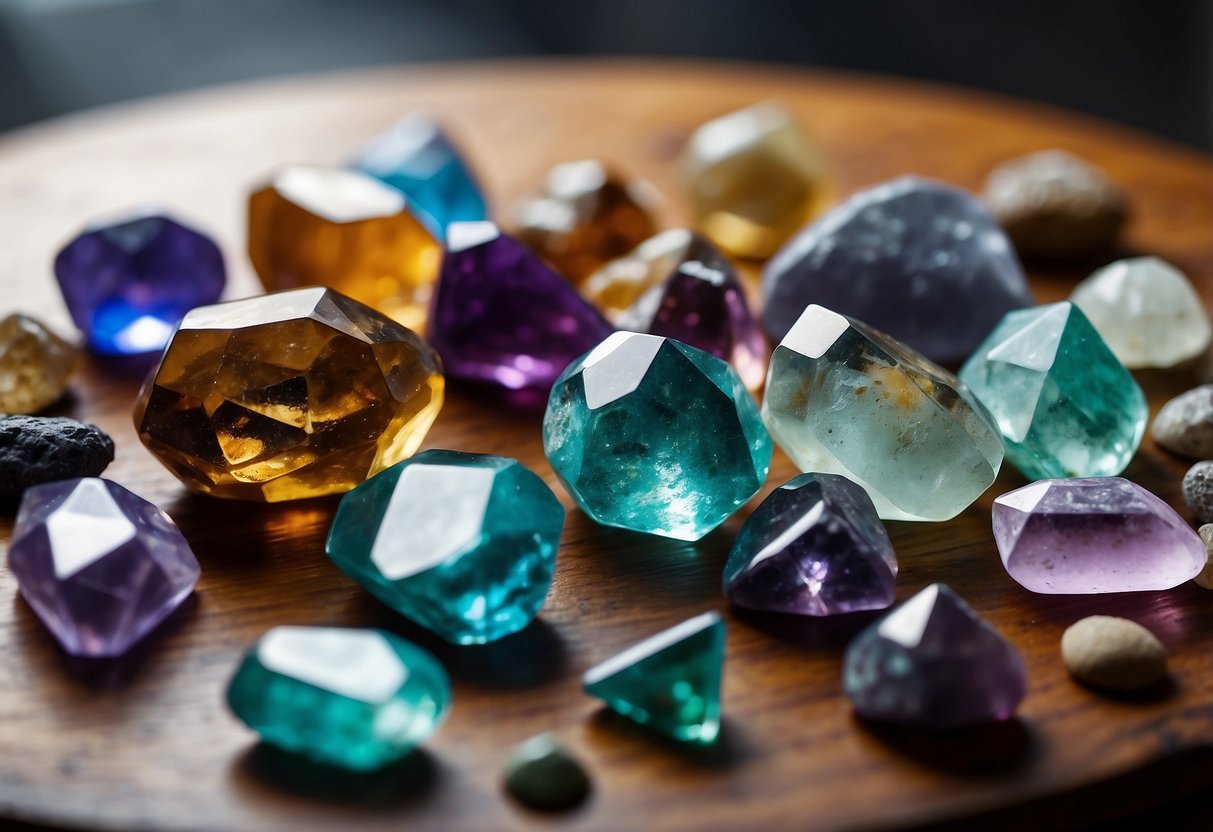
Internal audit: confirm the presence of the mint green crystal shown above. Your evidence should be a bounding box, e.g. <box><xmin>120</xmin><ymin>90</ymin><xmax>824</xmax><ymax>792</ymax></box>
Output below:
<box><xmin>959</xmin><ymin>301</ymin><xmax>1147</xmax><ymax>480</ymax></box>
<box><xmin>226</xmin><ymin>626</ymin><xmax>450</xmax><ymax>771</ymax></box>
<box><xmin>583</xmin><ymin>611</ymin><xmax>725</xmax><ymax>744</ymax></box>
<box><xmin>327</xmin><ymin>449</ymin><xmax>564</xmax><ymax>645</ymax></box>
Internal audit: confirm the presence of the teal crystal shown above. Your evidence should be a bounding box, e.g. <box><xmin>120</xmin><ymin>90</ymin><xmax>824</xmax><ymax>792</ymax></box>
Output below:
<box><xmin>543</xmin><ymin>331</ymin><xmax>772</xmax><ymax>541</ymax></box>
<box><xmin>583</xmin><ymin>612</ymin><xmax>725</xmax><ymax>744</ymax></box>
<box><xmin>226</xmin><ymin>626</ymin><xmax>450</xmax><ymax>771</ymax></box>
<box><xmin>327</xmin><ymin>449</ymin><xmax>564</xmax><ymax>644</ymax></box>
<box><xmin>959</xmin><ymin>302</ymin><xmax>1147</xmax><ymax>480</ymax></box>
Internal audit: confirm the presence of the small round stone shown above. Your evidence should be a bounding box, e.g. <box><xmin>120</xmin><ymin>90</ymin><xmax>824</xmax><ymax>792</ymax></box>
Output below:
<box><xmin>1195</xmin><ymin>525</ymin><xmax>1213</xmax><ymax>589</ymax></box>
<box><xmin>0</xmin><ymin>416</ymin><xmax>115</xmax><ymax>497</ymax></box>
<box><xmin>1061</xmin><ymin>616</ymin><xmax>1167</xmax><ymax>692</ymax></box>
<box><xmin>1153</xmin><ymin>386</ymin><xmax>1213</xmax><ymax>460</ymax></box>
<box><xmin>1182</xmin><ymin>461</ymin><xmax>1213</xmax><ymax>524</ymax></box>
<box><xmin>0</xmin><ymin>313</ymin><xmax>78</xmax><ymax>414</ymax></box>
<box><xmin>503</xmin><ymin>733</ymin><xmax>591</xmax><ymax>812</ymax></box>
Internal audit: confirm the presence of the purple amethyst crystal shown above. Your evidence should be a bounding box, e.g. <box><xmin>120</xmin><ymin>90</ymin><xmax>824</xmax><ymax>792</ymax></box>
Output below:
<box><xmin>723</xmin><ymin>473</ymin><xmax>897</xmax><ymax>615</ymax></box>
<box><xmin>8</xmin><ymin>478</ymin><xmax>200</xmax><ymax>658</ymax></box>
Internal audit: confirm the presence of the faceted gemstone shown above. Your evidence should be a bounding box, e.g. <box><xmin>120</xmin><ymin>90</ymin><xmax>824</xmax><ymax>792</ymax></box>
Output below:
<box><xmin>54</xmin><ymin>212</ymin><xmax>225</xmax><ymax>355</ymax></box>
<box><xmin>513</xmin><ymin>160</ymin><xmax>657</xmax><ymax>283</ymax></box>
<box><xmin>761</xmin><ymin>176</ymin><xmax>1033</xmax><ymax>363</ymax></box>
<box><xmin>350</xmin><ymin>113</ymin><xmax>487</xmax><ymax>234</ymax></box>
<box><xmin>583</xmin><ymin>229</ymin><xmax>727</xmax><ymax>322</ymax></box>
<box><xmin>619</xmin><ymin>256</ymin><xmax>767</xmax><ymax>391</ymax></box>
<box><xmin>842</xmin><ymin>584</ymin><xmax>1027</xmax><ymax>728</ymax></box>
<box><xmin>983</xmin><ymin>150</ymin><xmax>1129</xmax><ymax>260</ymax></box>
<box><xmin>723</xmin><ymin>473</ymin><xmax>897</xmax><ymax>616</ymax></box>
<box><xmin>1070</xmin><ymin>257</ymin><xmax>1211</xmax><ymax>369</ymax></box>
<box><xmin>503</xmin><ymin>733</ymin><xmax>592</xmax><ymax>811</ymax></box>
<box><xmin>0</xmin><ymin>416</ymin><xmax>114</xmax><ymax>497</ymax></box>
<box><xmin>992</xmin><ymin>477</ymin><xmax>1205</xmax><ymax>593</ymax></box>
<box><xmin>0</xmin><ymin>314</ymin><xmax>77</xmax><ymax>413</ymax></box>
<box><xmin>959</xmin><ymin>301</ymin><xmax>1146</xmax><ymax>480</ymax></box>
<box><xmin>681</xmin><ymin>102</ymin><xmax>832</xmax><ymax>259</ymax></box>
<box><xmin>226</xmin><ymin>626</ymin><xmax>449</xmax><ymax>771</ymax></box>
<box><xmin>763</xmin><ymin>305</ymin><xmax>1003</xmax><ymax>522</ymax></box>
<box><xmin>327</xmin><ymin>449</ymin><xmax>564</xmax><ymax>644</ymax></box>
<box><xmin>583</xmin><ymin>611</ymin><xmax>725</xmax><ymax>744</ymax></box>
<box><xmin>7</xmin><ymin>478</ymin><xmax>200</xmax><ymax>658</ymax></box>
<box><xmin>134</xmin><ymin>287</ymin><xmax>443</xmax><ymax>502</ymax></box>
<box><xmin>544</xmin><ymin>332</ymin><xmax>772</xmax><ymax>541</ymax></box>
<box><xmin>248</xmin><ymin>165</ymin><xmax>442</xmax><ymax>331</ymax></box>
<box><xmin>429</xmin><ymin>222</ymin><xmax>614</xmax><ymax>398</ymax></box>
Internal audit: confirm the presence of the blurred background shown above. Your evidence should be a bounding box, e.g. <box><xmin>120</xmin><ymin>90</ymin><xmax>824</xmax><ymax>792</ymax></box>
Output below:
<box><xmin>1</xmin><ymin>0</ymin><xmax>1211</xmax><ymax>150</ymax></box>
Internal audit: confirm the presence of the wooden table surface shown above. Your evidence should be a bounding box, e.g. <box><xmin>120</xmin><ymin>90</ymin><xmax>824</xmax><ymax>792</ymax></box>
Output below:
<box><xmin>1</xmin><ymin>59</ymin><xmax>1212</xmax><ymax>832</ymax></box>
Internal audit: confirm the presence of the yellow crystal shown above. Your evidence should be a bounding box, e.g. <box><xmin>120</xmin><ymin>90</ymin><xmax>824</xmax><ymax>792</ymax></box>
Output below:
<box><xmin>681</xmin><ymin>102</ymin><xmax>832</xmax><ymax>260</ymax></box>
<box><xmin>0</xmin><ymin>313</ymin><xmax>77</xmax><ymax>414</ymax></box>
<box><xmin>583</xmin><ymin>229</ymin><xmax>723</xmax><ymax>323</ymax></box>
<box><xmin>134</xmin><ymin>287</ymin><xmax>443</xmax><ymax>502</ymax></box>
<box><xmin>248</xmin><ymin>165</ymin><xmax>442</xmax><ymax>331</ymax></box>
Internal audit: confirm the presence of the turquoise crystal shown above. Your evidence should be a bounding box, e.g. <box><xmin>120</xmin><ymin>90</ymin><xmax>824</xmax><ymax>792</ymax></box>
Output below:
<box><xmin>584</xmin><ymin>612</ymin><xmax>725</xmax><ymax>744</ymax></box>
<box><xmin>543</xmin><ymin>331</ymin><xmax>772</xmax><ymax>541</ymax></box>
<box><xmin>327</xmin><ymin>449</ymin><xmax>564</xmax><ymax>644</ymax></box>
<box><xmin>959</xmin><ymin>301</ymin><xmax>1147</xmax><ymax>479</ymax></box>
<box><xmin>226</xmin><ymin>626</ymin><xmax>449</xmax><ymax>771</ymax></box>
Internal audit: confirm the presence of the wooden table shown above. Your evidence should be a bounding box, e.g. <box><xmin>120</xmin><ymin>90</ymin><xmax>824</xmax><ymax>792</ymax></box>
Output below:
<box><xmin>1</xmin><ymin>60</ymin><xmax>1212</xmax><ymax>832</ymax></box>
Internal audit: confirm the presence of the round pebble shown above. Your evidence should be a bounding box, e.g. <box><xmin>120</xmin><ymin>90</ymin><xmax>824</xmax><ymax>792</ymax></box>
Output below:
<box><xmin>1061</xmin><ymin>616</ymin><xmax>1167</xmax><ymax>692</ymax></box>
<box><xmin>0</xmin><ymin>415</ymin><xmax>115</xmax><ymax>497</ymax></box>
<box><xmin>503</xmin><ymin>733</ymin><xmax>590</xmax><ymax>812</ymax></box>
<box><xmin>1152</xmin><ymin>386</ymin><xmax>1213</xmax><ymax>460</ymax></box>
<box><xmin>1195</xmin><ymin>525</ymin><xmax>1213</xmax><ymax>589</ymax></box>
<box><xmin>1182</xmin><ymin>460</ymin><xmax>1213</xmax><ymax>524</ymax></box>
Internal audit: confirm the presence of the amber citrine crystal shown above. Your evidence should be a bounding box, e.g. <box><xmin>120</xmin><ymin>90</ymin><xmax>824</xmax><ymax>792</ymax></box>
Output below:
<box><xmin>248</xmin><ymin>165</ymin><xmax>442</xmax><ymax>331</ymax></box>
<box><xmin>134</xmin><ymin>287</ymin><xmax>443</xmax><ymax>502</ymax></box>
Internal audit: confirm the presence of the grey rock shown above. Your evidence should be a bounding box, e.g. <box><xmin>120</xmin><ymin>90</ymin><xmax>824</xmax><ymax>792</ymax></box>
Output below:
<box><xmin>0</xmin><ymin>415</ymin><xmax>114</xmax><ymax>497</ymax></box>
<box><xmin>1182</xmin><ymin>460</ymin><xmax>1213</xmax><ymax>524</ymax></box>
<box><xmin>503</xmin><ymin>733</ymin><xmax>590</xmax><ymax>812</ymax></box>
<box><xmin>1152</xmin><ymin>385</ymin><xmax>1213</xmax><ymax>459</ymax></box>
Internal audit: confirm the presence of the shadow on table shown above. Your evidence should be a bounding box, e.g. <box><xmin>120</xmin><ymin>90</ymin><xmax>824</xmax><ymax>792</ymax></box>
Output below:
<box><xmin>587</xmin><ymin>708</ymin><xmax>748</xmax><ymax>770</ymax></box>
<box><xmin>234</xmin><ymin>742</ymin><xmax>438</xmax><ymax>808</ymax></box>
<box><xmin>855</xmin><ymin>715</ymin><xmax>1036</xmax><ymax>777</ymax></box>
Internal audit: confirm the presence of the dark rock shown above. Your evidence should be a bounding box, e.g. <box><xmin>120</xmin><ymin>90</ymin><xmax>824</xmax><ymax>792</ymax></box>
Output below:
<box><xmin>503</xmin><ymin>733</ymin><xmax>590</xmax><ymax>812</ymax></box>
<box><xmin>1182</xmin><ymin>460</ymin><xmax>1213</xmax><ymax>524</ymax></box>
<box><xmin>0</xmin><ymin>416</ymin><xmax>115</xmax><ymax>497</ymax></box>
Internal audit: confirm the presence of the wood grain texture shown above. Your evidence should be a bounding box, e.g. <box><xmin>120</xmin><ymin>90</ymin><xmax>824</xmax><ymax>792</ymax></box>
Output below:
<box><xmin>1</xmin><ymin>59</ymin><xmax>1212</xmax><ymax>832</ymax></box>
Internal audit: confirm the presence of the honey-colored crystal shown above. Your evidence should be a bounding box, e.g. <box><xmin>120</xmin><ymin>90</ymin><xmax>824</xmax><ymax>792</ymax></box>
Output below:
<box><xmin>583</xmin><ymin>229</ymin><xmax>723</xmax><ymax>322</ymax></box>
<box><xmin>681</xmin><ymin>102</ymin><xmax>832</xmax><ymax>259</ymax></box>
<box><xmin>0</xmin><ymin>313</ymin><xmax>77</xmax><ymax>414</ymax></box>
<box><xmin>248</xmin><ymin>165</ymin><xmax>442</xmax><ymax>331</ymax></box>
<box><xmin>134</xmin><ymin>287</ymin><xmax>443</xmax><ymax>502</ymax></box>
<box><xmin>513</xmin><ymin>160</ymin><xmax>657</xmax><ymax>283</ymax></box>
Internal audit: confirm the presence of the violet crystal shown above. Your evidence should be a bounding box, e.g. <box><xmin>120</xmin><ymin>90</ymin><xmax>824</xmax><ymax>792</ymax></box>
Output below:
<box><xmin>992</xmin><ymin>477</ymin><xmax>1205</xmax><ymax>594</ymax></box>
<box><xmin>7</xmin><ymin>478</ymin><xmax>200</xmax><ymax>658</ymax></box>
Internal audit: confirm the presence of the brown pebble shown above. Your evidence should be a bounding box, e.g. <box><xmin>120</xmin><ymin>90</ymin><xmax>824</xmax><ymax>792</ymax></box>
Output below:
<box><xmin>1061</xmin><ymin>616</ymin><xmax>1166</xmax><ymax>692</ymax></box>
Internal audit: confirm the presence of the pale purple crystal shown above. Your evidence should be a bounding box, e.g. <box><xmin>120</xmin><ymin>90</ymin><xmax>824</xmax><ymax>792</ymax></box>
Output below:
<box><xmin>8</xmin><ymin>478</ymin><xmax>200</xmax><ymax>658</ymax></box>
<box><xmin>992</xmin><ymin>477</ymin><xmax>1205</xmax><ymax>594</ymax></box>
<box><xmin>722</xmin><ymin>472</ymin><xmax>896</xmax><ymax>615</ymax></box>
<box><xmin>843</xmin><ymin>583</ymin><xmax>1027</xmax><ymax>728</ymax></box>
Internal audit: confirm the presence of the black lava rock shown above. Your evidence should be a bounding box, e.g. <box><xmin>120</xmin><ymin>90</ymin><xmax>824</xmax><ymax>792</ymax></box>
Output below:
<box><xmin>0</xmin><ymin>416</ymin><xmax>115</xmax><ymax>497</ymax></box>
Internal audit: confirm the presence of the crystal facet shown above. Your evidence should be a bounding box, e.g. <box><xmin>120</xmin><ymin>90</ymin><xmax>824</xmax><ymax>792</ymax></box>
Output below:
<box><xmin>723</xmin><ymin>473</ymin><xmax>897</xmax><ymax>616</ymax></box>
<box><xmin>843</xmin><ymin>584</ymin><xmax>1027</xmax><ymax>728</ymax></box>
<box><xmin>1070</xmin><ymin>257</ymin><xmax>1211</xmax><ymax>369</ymax></box>
<box><xmin>350</xmin><ymin>114</ymin><xmax>487</xmax><ymax>234</ymax></box>
<box><xmin>54</xmin><ymin>212</ymin><xmax>225</xmax><ymax>355</ymax></box>
<box><xmin>762</xmin><ymin>176</ymin><xmax>1033</xmax><ymax>363</ymax></box>
<box><xmin>8</xmin><ymin>478</ymin><xmax>200</xmax><ymax>658</ymax></box>
<box><xmin>248</xmin><ymin>165</ymin><xmax>442</xmax><ymax>331</ymax></box>
<box><xmin>0</xmin><ymin>314</ymin><xmax>77</xmax><ymax>414</ymax></box>
<box><xmin>327</xmin><ymin>449</ymin><xmax>564</xmax><ymax>644</ymax></box>
<box><xmin>513</xmin><ymin>160</ymin><xmax>657</xmax><ymax>283</ymax></box>
<box><xmin>763</xmin><ymin>305</ymin><xmax>1003</xmax><ymax>522</ymax></box>
<box><xmin>429</xmin><ymin>223</ymin><xmax>614</xmax><ymax>398</ymax></box>
<box><xmin>681</xmin><ymin>102</ymin><xmax>832</xmax><ymax>259</ymax></box>
<box><xmin>227</xmin><ymin>626</ymin><xmax>449</xmax><ymax>770</ymax></box>
<box><xmin>584</xmin><ymin>612</ymin><xmax>725</xmax><ymax>744</ymax></box>
<box><xmin>544</xmin><ymin>332</ymin><xmax>772</xmax><ymax>540</ymax></box>
<box><xmin>583</xmin><ymin>229</ymin><xmax>726</xmax><ymax>322</ymax></box>
<box><xmin>959</xmin><ymin>301</ymin><xmax>1146</xmax><ymax>480</ymax></box>
<box><xmin>134</xmin><ymin>287</ymin><xmax>443</xmax><ymax>502</ymax></box>
<box><xmin>992</xmin><ymin>477</ymin><xmax>1205</xmax><ymax>593</ymax></box>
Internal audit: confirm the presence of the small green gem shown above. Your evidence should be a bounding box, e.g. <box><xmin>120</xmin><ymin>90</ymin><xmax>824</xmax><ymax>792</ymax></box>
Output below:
<box><xmin>327</xmin><ymin>449</ymin><xmax>565</xmax><ymax>645</ymax></box>
<box><xmin>226</xmin><ymin>626</ymin><xmax>450</xmax><ymax>771</ymax></box>
<box><xmin>503</xmin><ymin>733</ymin><xmax>592</xmax><ymax>811</ymax></box>
<box><xmin>959</xmin><ymin>302</ymin><xmax>1147</xmax><ymax>480</ymax></box>
<box><xmin>583</xmin><ymin>612</ymin><xmax>725</xmax><ymax>744</ymax></box>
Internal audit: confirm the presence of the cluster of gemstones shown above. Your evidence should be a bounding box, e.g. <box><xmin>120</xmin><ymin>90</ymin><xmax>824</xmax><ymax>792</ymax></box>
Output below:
<box><xmin>6</xmin><ymin>101</ymin><xmax>1212</xmax><ymax>796</ymax></box>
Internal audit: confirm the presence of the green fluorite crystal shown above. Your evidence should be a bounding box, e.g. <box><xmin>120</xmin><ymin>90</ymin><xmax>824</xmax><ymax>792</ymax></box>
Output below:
<box><xmin>327</xmin><ymin>449</ymin><xmax>564</xmax><ymax>645</ymax></box>
<box><xmin>583</xmin><ymin>611</ymin><xmax>725</xmax><ymax>744</ymax></box>
<box><xmin>959</xmin><ymin>301</ymin><xmax>1147</xmax><ymax>479</ymax></box>
<box><xmin>226</xmin><ymin>626</ymin><xmax>450</xmax><ymax>771</ymax></box>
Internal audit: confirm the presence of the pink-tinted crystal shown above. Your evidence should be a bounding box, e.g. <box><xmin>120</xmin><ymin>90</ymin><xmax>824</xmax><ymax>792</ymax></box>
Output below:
<box><xmin>723</xmin><ymin>473</ymin><xmax>897</xmax><ymax>616</ymax></box>
<box><xmin>992</xmin><ymin>477</ymin><xmax>1205</xmax><ymax>594</ymax></box>
<box><xmin>429</xmin><ymin>222</ymin><xmax>614</xmax><ymax>396</ymax></box>
<box><xmin>7</xmin><ymin>478</ymin><xmax>200</xmax><ymax>658</ymax></box>
<box><xmin>843</xmin><ymin>584</ymin><xmax>1027</xmax><ymax>728</ymax></box>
